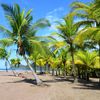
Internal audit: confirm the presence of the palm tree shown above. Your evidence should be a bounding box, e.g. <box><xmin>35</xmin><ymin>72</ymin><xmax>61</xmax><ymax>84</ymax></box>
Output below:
<box><xmin>29</xmin><ymin>41</ymin><xmax>51</xmax><ymax>73</ymax></box>
<box><xmin>0</xmin><ymin>38</ymin><xmax>17</xmax><ymax>75</ymax></box>
<box><xmin>10</xmin><ymin>58</ymin><xmax>20</xmax><ymax>68</ymax></box>
<box><xmin>0</xmin><ymin>47</ymin><xmax>17</xmax><ymax>75</ymax></box>
<box><xmin>0</xmin><ymin>47</ymin><xmax>8</xmax><ymax>72</ymax></box>
<box><xmin>71</xmin><ymin>1</ymin><xmax>100</xmax><ymax>65</ymax></box>
<box><xmin>53</xmin><ymin>13</ymin><xmax>82</xmax><ymax>82</ymax></box>
<box><xmin>0</xmin><ymin>4</ymin><xmax>50</xmax><ymax>85</ymax></box>
<box><xmin>76</xmin><ymin>50</ymin><xmax>98</xmax><ymax>81</ymax></box>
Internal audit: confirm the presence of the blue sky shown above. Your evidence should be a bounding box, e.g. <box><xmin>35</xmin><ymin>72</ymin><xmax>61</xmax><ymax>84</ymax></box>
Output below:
<box><xmin>0</xmin><ymin>0</ymin><xmax>91</xmax><ymax>69</ymax></box>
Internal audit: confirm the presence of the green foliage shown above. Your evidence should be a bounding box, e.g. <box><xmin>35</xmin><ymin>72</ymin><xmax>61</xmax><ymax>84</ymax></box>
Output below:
<box><xmin>76</xmin><ymin>51</ymin><xmax>98</xmax><ymax>68</ymax></box>
<box><xmin>0</xmin><ymin>47</ymin><xmax>7</xmax><ymax>59</ymax></box>
<box><xmin>0</xmin><ymin>4</ymin><xmax>50</xmax><ymax>56</ymax></box>
<box><xmin>10</xmin><ymin>58</ymin><xmax>20</xmax><ymax>67</ymax></box>
<box><xmin>0</xmin><ymin>1</ymin><xmax>99</xmax><ymax>80</ymax></box>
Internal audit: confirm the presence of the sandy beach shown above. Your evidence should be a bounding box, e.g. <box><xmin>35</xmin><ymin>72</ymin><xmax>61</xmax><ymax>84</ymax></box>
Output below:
<box><xmin>0</xmin><ymin>71</ymin><xmax>100</xmax><ymax>100</ymax></box>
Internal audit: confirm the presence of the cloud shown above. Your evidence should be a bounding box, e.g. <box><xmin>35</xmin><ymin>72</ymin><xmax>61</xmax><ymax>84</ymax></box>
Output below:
<box><xmin>47</xmin><ymin>7</ymin><xmax>64</xmax><ymax>16</ymax></box>
<box><xmin>45</xmin><ymin>7</ymin><xmax>65</xmax><ymax>32</ymax></box>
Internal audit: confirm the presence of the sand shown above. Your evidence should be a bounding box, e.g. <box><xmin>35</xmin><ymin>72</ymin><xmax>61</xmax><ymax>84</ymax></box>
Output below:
<box><xmin>0</xmin><ymin>71</ymin><xmax>100</xmax><ymax>100</ymax></box>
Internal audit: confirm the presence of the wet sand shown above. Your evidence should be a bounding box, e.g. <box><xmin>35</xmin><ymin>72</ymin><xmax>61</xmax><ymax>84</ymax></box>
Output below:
<box><xmin>0</xmin><ymin>71</ymin><xmax>100</xmax><ymax>100</ymax></box>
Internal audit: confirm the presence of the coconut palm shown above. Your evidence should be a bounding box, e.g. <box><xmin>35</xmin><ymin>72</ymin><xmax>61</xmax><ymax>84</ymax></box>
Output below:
<box><xmin>10</xmin><ymin>58</ymin><xmax>20</xmax><ymax>68</ymax></box>
<box><xmin>71</xmin><ymin>1</ymin><xmax>100</xmax><ymax>41</ymax></box>
<box><xmin>71</xmin><ymin>1</ymin><xmax>96</xmax><ymax>21</ymax></box>
<box><xmin>36</xmin><ymin>57</ymin><xmax>46</xmax><ymax>74</ymax></box>
<box><xmin>76</xmin><ymin>50</ymin><xmax>98</xmax><ymax>81</ymax></box>
<box><xmin>0</xmin><ymin>4</ymin><xmax>50</xmax><ymax>85</ymax></box>
<box><xmin>0</xmin><ymin>39</ymin><xmax>17</xmax><ymax>75</ymax></box>
<box><xmin>71</xmin><ymin>1</ymin><xmax>100</xmax><ymax>65</ymax></box>
<box><xmin>0</xmin><ymin>47</ymin><xmax>8</xmax><ymax>71</ymax></box>
<box><xmin>29</xmin><ymin>41</ymin><xmax>51</xmax><ymax>72</ymax></box>
<box><xmin>0</xmin><ymin>47</ymin><xmax>17</xmax><ymax>75</ymax></box>
<box><xmin>52</xmin><ymin>13</ymin><xmax>83</xmax><ymax>82</ymax></box>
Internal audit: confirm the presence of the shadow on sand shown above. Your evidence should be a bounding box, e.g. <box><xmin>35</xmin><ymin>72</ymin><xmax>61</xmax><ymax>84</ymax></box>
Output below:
<box><xmin>6</xmin><ymin>78</ymin><xmax>50</xmax><ymax>87</ymax></box>
<box><xmin>4</xmin><ymin>74</ymin><xmax>100</xmax><ymax>90</ymax></box>
<box><xmin>72</xmin><ymin>79</ymin><xmax>100</xmax><ymax>90</ymax></box>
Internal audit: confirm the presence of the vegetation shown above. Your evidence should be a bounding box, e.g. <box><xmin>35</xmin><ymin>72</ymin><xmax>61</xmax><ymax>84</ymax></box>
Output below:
<box><xmin>0</xmin><ymin>0</ymin><xmax>100</xmax><ymax>85</ymax></box>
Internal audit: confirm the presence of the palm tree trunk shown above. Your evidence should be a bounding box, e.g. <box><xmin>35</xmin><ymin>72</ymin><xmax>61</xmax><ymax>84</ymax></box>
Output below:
<box><xmin>96</xmin><ymin>23</ymin><xmax>100</xmax><ymax>68</ymax></box>
<box><xmin>64</xmin><ymin>70</ymin><xmax>66</xmax><ymax>78</ymax></box>
<box><xmin>23</xmin><ymin>55</ymin><xmax>42</xmax><ymax>85</ymax></box>
<box><xmin>34</xmin><ymin>58</ymin><xmax>37</xmax><ymax>73</ymax></box>
<box><xmin>7</xmin><ymin>59</ymin><xmax>16</xmax><ymax>76</ymax></box>
<box><xmin>77</xmin><ymin>66</ymin><xmax>81</xmax><ymax>79</ymax></box>
<box><xmin>52</xmin><ymin>69</ymin><xmax>54</xmax><ymax>76</ymax></box>
<box><xmin>58</xmin><ymin>68</ymin><xmax>61</xmax><ymax>76</ymax></box>
<box><xmin>70</xmin><ymin>44</ymin><xmax>77</xmax><ymax>82</ymax></box>
<box><xmin>44</xmin><ymin>64</ymin><xmax>47</xmax><ymax>73</ymax></box>
<box><xmin>85</xmin><ymin>68</ymin><xmax>89</xmax><ymax>81</ymax></box>
<box><xmin>48</xmin><ymin>64</ymin><xmax>50</xmax><ymax>74</ymax></box>
<box><xmin>63</xmin><ymin>61</ymin><xmax>67</xmax><ymax>78</ymax></box>
<box><xmin>40</xmin><ymin>66</ymin><xmax>43</xmax><ymax>74</ymax></box>
<box><xmin>56</xmin><ymin>69</ymin><xmax>58</xmax><ymax>76</ymax></box>
<box><xmin>5</xmin><ymin>60</ymin><xmax>8</xmax><ymax>72</ymax></box>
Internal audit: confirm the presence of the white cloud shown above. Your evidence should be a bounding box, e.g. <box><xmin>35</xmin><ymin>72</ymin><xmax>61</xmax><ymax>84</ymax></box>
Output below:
<box><xmin>47</xmin><ymin>7</ymin><xmax>64</xmax><ymax>15</ymax></box>
<box><xmin>45</xmin><ymin>7</ymin><xmax>65</xmax><ymax>32</ymax></box>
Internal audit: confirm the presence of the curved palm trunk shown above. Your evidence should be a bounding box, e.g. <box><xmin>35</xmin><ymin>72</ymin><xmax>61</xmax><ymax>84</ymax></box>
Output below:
<box><xmin>7</xmin><ymin>59</ymin><xmax>17</xmax><ymax>76</ymax></box>
<box><xmin>23</xmin><ymin>55</ymin><xmax>42</xmax><ymax>85</ymax></box>
<box><xmin>70</xmin><ymin>44</ymin><xmax>77</xmax><ymax>82</ymax></box>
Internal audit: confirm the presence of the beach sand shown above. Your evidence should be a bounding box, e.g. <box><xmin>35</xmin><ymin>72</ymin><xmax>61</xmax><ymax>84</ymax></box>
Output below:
<box><xmin>0</xmin><ymin>71</ymin><xmax>100</xmax><ymax>100</ymax></box>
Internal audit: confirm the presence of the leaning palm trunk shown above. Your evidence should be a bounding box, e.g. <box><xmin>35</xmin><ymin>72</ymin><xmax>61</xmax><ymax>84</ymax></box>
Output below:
<box><xmin>7</xmin><ymin>59</ymin><xmax>17</xmax><ymax>76</ymax></box>
<box><xmin>23</xmin><ymin>55</ymin><xmax>42</xmax><ymax>85</ymax></box>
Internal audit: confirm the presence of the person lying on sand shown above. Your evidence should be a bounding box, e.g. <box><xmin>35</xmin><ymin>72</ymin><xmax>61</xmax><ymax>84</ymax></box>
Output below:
<box><xmin>18</xmin><ymin>73</ymin><xmax>27</xmax><ymax>79</ymax></box>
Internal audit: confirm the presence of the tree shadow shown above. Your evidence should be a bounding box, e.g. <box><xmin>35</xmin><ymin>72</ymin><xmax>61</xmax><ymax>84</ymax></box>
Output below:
<box><xmin>6</xmin><ymin>78</ymin><xmax>50</xmax><ymax>87</ymax></box>
<box><xmin>73</xmin><ymin>79</ymin><xmax>100</xmax><ymax>90</ymax></box>
<box><xmin>42</xmin><ymin>77</ymin><xmax>73</xmax><ymax>83</ymax></box>
<box><xmin>0</xmin><ymin>74</ymin><xmax>15</xmax><ymax>76</ymax></box>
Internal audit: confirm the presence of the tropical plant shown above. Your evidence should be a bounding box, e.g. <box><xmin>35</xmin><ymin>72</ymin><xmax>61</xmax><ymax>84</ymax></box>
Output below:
<box><xmin>76</xmin><ymin>50</ymin><xmax>98</xmax><ymax>80</ymax></box>
<box><xmin>0</xmin><ymin>38</ymin><xmax>17</xmax><ymax>75</ymax></box>
<box><xmin>52</xmin><ymin>12</ymin><xmax>83</xmax><ymax>82</ymax></box>
<box><xmin>0</xmin><ymin>47</ymin><xmax>17</xmax><ymax>75</ymax></box>
<box><xmin>10</xmin><ymin>58</ymin><xmax>20</xmax><ymax>68</ymax></box>
<box><xmin>0</xmin><ymin>47</ymin><xmax>8</xmax><ymax>71</ymax></box>
<box><xmin>71</xmin><ymin>0</ymin><xmax>100</xmax><ymax>66</ymax></box>
<box><xmin>0</xmin><ymin>4</ymin><xmax>50</xmax><ymax>85</ymax></box>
